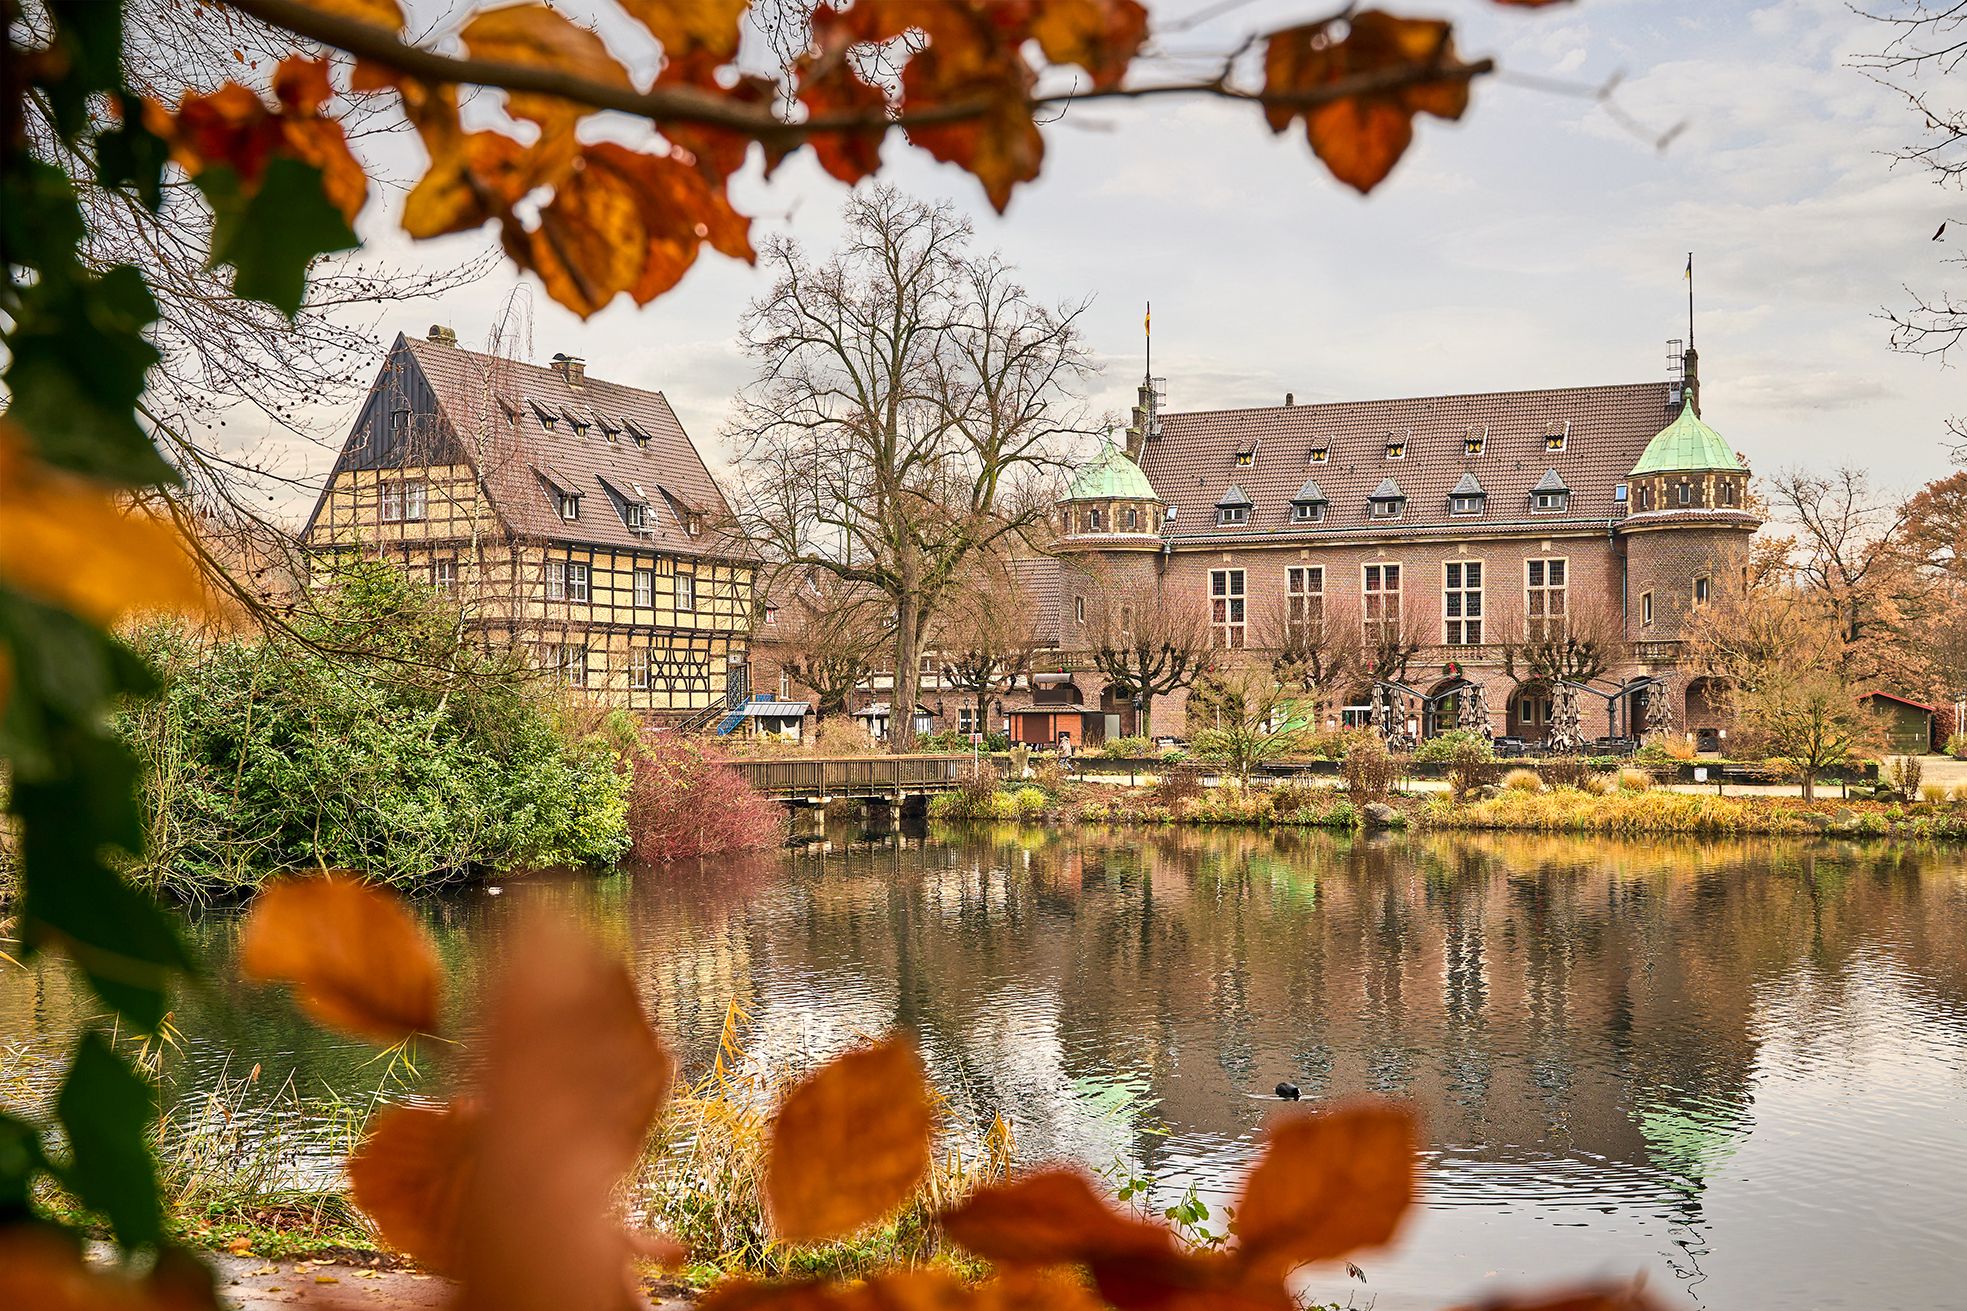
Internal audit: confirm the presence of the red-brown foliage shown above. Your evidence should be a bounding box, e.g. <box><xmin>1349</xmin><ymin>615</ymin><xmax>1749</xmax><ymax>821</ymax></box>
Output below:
<box><xmin>627</xmin><ymin>734</ymin><xmax>789</xmax><ymax>864</ymax></box>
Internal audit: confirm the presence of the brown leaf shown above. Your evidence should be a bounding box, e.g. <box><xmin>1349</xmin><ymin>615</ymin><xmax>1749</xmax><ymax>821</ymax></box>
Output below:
<box><xmin>1262</xmin><ymin>10</ymin><xmax>1473</xmax><ymax>194</ymax></box>
<box><xmin>1029</xmin><ymin>0</ymin><xmax>1149</xmax><ymax>91</ymax></box>
<box><xmin>0</xmin><ymin>421</ymin><xmax>210</xmax><ymax>627</ymax></box>
<box><xmin>455</xmin><ymin>916</ymin><xmax>675</xmax><ymax>1311</ymax></box>
<box><xmin>0</xmin><ymin>1226</ymin><xmax>218</xmax><ymax>1311</ymax></box>
<box><xmin>764</xmin><ymin>1034</ymin><xmax>933</xmax><ymax>1244</ymax></box>
<box><xmin>938</xmin><ymin>1168</ymin><xmax>1175</xmax><ymax>1268</ymax></box>
<box><xmin>346</xmin><ymin>1100</ymin><xmax>478</xmax><ymax>1275</ymax></box>
<box><xmin>238</xmin><ymin>872</ymin><xmax>442</xmax><ymax>1044</ymax></box>
<box><xmin>1231</xmin><ymin>1099</ymin><xmax>1417</xmax><ymax>1278</ymax></box>
<box><xmin>619</xmin><ymin>0</ymin><xmax>749</xmax><ymax>60</ymax></box>
<box><xmin>513</xmin><ymin>150</ymin><xmax>650</xmax><ymax>318</ymax></box>
<box><xmin>459</xmin><ymin>2</ymin><xmax>631</xmax><ymax>127</ymax></box>
<box><xmin>794</xmin><ymin>46</ymin><xmax>889</xmax><ymax>186</ymax></box>
<box><xmin>577</xmin><ymin>142</ymin><xmax>755</xmax><ymax>306</ymax></box>
<box><xmin>656</xmin><ymin>49</ymin><xmax>779</xmax><ymax>184</ymax></box>
<box><xmin>294</xmin><ymin>0</ymin><xmax>404</xmax><ymax>27</ymax></box>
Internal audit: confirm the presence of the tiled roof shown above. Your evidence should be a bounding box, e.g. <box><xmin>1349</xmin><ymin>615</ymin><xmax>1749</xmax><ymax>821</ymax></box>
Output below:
<box><xmin>1139</xmin><ymin>380</ymin><xmax>1682</xmax><ymax>540</ymax></box>
<box><xmin>398</xmin><ymin>334</ymin><xmax>739</xmax><ymax>558</ymax></box>
<box><xmin>1450</xmin><ymin>472</ymin><xmax>1483</xmax><ymax>497</ymax></box>
<box><xmin>1369</xmin><ymin>476</ymin><xmax>1405</xmax><ymax>501</ymax></box>
<box><xmin>1216</xmin><ymin>484</ymin><xmax>1253</xmax><ymax>508</ymax></box>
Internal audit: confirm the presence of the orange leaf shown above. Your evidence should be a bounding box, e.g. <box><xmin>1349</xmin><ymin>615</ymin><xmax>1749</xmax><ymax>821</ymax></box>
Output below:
<box><xmin>0</xmin><ymin>421</ymin><xmax>209</xmax><ymax>627</ymax></box>
<box><xmin>512</xmin><ymin>148</ymin><xmax>654</xmax><ymax>318</ymax></box>
<box><xmin>619</xmin><ymin>0</ymin><xmax>749</xmax><ymax>59</ymax></box>
<box><xmin>1029</xmin><ymin>0</ymin><xmax>1149</xmax><ymax>91</ymax></box>
<box><xmin>0</xmin><ymin>1227</ymin><xmax>212</xmax><ymax>1311</ymax></box>
<box><xmin>655</xmin><ymin>49</ymin><xmax>779</xmax><ymax>184</ymax></box>
<box><xmin>764</xmin><ymin>1034</ymin><xmax>933</xmax><ymax>1244</ymax></box>
<box><xmin>1231</xmin><ymin>1099</ymin><xmax>1417</xmax><ymax>1278</ymax></box>
<box><xmin>347</xmin><ymin>1100</ymin><xmax>478</xmax><ymax>1275</ymax></box>
<box><xmin>238</xmin><ymin>871</ymin><xmax>442</xmax><ymax>1043</ymax></box>
<box><xmin>793</xmin><ymin>47</ymin><xmax>889</xmax><ymax>186</ymax></box>
<box><xmin>1262</xmin><ymin>10</ymin><xmax>1473</xmax><ymax>194</ymax></box>
<box><xmin>938</xmin><ymin>1168</ymin><xmax>1175</xmax><ymax>1268</ymax></box>
<box><xmin>455</xmin><ymin>916</ymin><xmax>675</xmax><ymax>1310</ymax></box>
<box><xmin>459</xmin><ymin>2</ymin><xmax>632</xmax><ymax>127</ymax></box>
<box><xmin>295</xmin><ymin>0</ymin><xmax>405</xmax><ymax>27</ymax></box>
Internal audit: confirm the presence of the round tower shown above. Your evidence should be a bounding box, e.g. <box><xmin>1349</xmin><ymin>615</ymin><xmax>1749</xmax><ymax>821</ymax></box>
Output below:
<box><xmin>1619</xmin><ymin>397</ymin><xmax>1758</xmax><ymax>641</ymax></box>
<box><xmin>1055</xmin><ymin>441</ymin><xmax>1165</xmax><ymax>552</ymax></box>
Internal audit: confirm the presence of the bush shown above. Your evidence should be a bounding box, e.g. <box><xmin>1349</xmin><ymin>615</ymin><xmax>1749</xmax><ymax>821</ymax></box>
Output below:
<box><xmin>1918</xmin><ymin>781</ymin><xmax>1952</xmax><ymax>804</ymax></box>
<box><xmin>1445</xmin><ymin>738</ymin><xmax>1496</xmax><ymax>803</ymax></box>
<box><xmin>1580</xmin><ymin>772</ymin><xmax>1616</xmax><ymax>796</ymax></box>
<box><xmin>1951</xmin><ymin>735</ymin><xmax>1967</xmax><ymax>761</ymax></box>
<box><xmin>1636</xmin><ymin>732</ymin><xmax>1698</xmax><ymax>763</ymax></box>
<box><xmin>1616</xmin><ymin>766</ymin><xmax>1654</xmax><ymax>792</ymax></box>
<box><xmin>1269</xmin><ymin>780</ymin><xmax>1323</xmax><ymax>816</ymax></box>
<box><xmin>1538</xmin><ymin>758</ymin><xmax>1596</xmax><ymax>791</ymax></box>
<box><xmin>1152</xmin><ymin>763</ymin><xmax>1204</xmax><ymax>810</ymax></box>
<box><xmin>1012</xmin><ymin>786</ymin><xmax>1051</xmax><ymax>817</ymax></box>
<box><xmin>628</xmin><ymin>736</ymin><xmax>789</xmax><ymax>863</ymax></box>
<box><xmin>1890</xmin><ymin>755</ymin><xmax>1925</xmax><ymax>799</ymax></box>
<box><xmin>1341</xmin><ymin>731</ymin><xmax>1397</xmax><ymax>805</ymax></box>
<box><xmin>814</xmin><ymin>718</ymin><xmax>881</xmax><ymax>755</ymax></box>
<box><xmin>1501</xmin><ymin>767</ymin><xmax>1544</xmax><ymax>793</ymax></box>
<box><xmin>1414</xmin><ymin>730</ymin><xmax>1492</xmax><ymax>764</ymax></box>
<box><xmin>119</xmin><ymin>568</ymin><xmax>631</xmax><ymax>898</ymax></box>
<box><xmin>1296</xmin><ymin>729</ymin><xmax>1349</xmax><ymax>760</ymax></box>
<box><xmin>1029</xmin><ymin>759</ymin><xmax>1072</xmax><ymax>797</ymax></box>
<box><xmin>1100</xmin><ymin>735</ymin><xmax>1152</xmax><ymax>759</ymax></box>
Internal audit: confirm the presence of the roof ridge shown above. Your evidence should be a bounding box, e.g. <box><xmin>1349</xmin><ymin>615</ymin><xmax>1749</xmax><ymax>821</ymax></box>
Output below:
<box><xmin>1158</xmin><ymin>379</ymin><xmax>1667</xmax><ymax>420</ymax></box>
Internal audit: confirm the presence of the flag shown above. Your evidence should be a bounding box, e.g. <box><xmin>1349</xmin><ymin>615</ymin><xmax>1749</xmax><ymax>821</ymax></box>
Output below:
<box><xmin>1144</xmin><ymin>303</ymin><xmax>1150</xmax><ymax>336</ymax></box>
<box><xmin>1684</xmin><ymin>254</ymin><xmax>1692</xmax><ymax>280</ymax></box>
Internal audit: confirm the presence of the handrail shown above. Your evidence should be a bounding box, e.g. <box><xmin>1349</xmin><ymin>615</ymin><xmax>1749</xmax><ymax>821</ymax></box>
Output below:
<box><xmin>724</xmin><ymin>754</ymin><xmax>974</xmax><ymax>797</ymax></box>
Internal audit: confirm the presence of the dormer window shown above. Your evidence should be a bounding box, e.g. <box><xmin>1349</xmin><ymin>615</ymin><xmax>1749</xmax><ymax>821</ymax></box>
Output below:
<box><xmin>1464</xmin><ymin>426</ymin><xmax>1487</xmax><ymax>456</ymax></box>
<box><xmin>1448</xmin><ymin>473</ymin><xmax>1484</xmax><ymax>517</ymax></box>
<box><xmin>1530</xmin><ymin>469</ymin><xmax>1569</xmax><ymax>513</ymax></box>
<box><xmin>559</xmin><ymin>492</ymin><xmax>580</xmax><ymax>521</ymax></box>
<box><xmin>1292</xmin><ymin>502</ymin><xmax>1324</xmax><ymax>523</ymax></box>
<box><xmin>1368</xmin><ymin>476</ymin><xmax>1405</xmax><ymax>519</ymax></box>
<box><xmin>1385</xmin><ymin>437</ymin><xmax>1407</xmax><ymax>459</ymax></box>
<box><xmin>1218</xmin><ymin>505</ymin><xmax>1248</xmax><ymax>526</ymax></box>
<box><xmin>1235</xmin><ymin>448</ymin><xmax>1255</xmax><ymax>468</ymax></box>
<box><xmin>1308</xmin><ymin>446</ymin><xmax>1330</xmax><ymax>464</ymax></box>
<box><xmin>1371</xmin><ymin>499</ymin><xmax>1403</xmax><ymax>519</ymax></box>
<box><xmin>625</xmin><ymin>502</ymin><xmax>649</xmax><ymax>532</ymax></box>
<box><xmin>685</xmin><ymin>513</ymin><xmax>702</xmax><ymax>537</ymax></box>
<box><xmin>1544</xmin><ymin>420</ymin><xmax>1569</xmax><ymax>452</ymax></box>
<box><xmin>623</xmin><ymin>417</ymin><xmax>651</xmax><ymax>447</ymax></box>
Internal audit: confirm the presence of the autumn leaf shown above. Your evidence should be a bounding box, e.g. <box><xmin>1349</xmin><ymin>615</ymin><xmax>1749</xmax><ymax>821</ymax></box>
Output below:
<box><xmin>513</xmin><ymin>151</ymin><xmax>650</xmax><ymax>318</ymax></box>
<box><xmin>1262</xmin><ymin>10</ymin><xmax>1473</xmax><ymax>193</ymax></box>
<box><xmin>238</xmin><ymin>871</ymin><xmax>442</xmax><ymax>1043</ymax></box>
<box><xmin>656</xmin><ymin>49</ymin><xmax>780</xmax><ymax>185</ymax></box>
<box><xmin>939</xmin><ymin>1168</ymin><xmax>1176</xmax><ymax>1268</ymax></box>
<box><xmin>296</xmin><ymin>0</ymin><xmax>406</xmax><ymax>27</ymax></box>
<box><xmin>1444</xmin><ymin>1282</ymin><xmax>1673</xmax><ymax>1311</ymax></box>
<box><xmin>455</xmin><ymin>916</ymin><xmax>676</xmax><ymax>1311</ymax></box>
<box><xmin>1231</xmin><ymin>1099</ymin><xmax>1417</xmax><ymax>1279</ymax></box>
<box><xmin>459</xmin><ymin>3</ymin><xmax>631</xmax><ymax>127</ymax></box>
<box><xmin>619</xmin><ymin>0</ymin><xmax>749</xmax><ymax>60</ymax></box>
<box><xmin>764</xmin><ymin>1034</ymin><xmax>933</xmax><ymax>1244</ymax></box>
<box><xmin>0</xmin><ymin>1226</ymin><xmax>216</xmax><ymax>1311</ymax></box>
<box><xmin>0</xmin><ymin>421</ymin><xmax>207</xmax><ymax>627</ymax></box>
<box><xmin>1029</xmin><ymin>0</ymin><xmax>1150</xmax><ymax>91</ymax></box>
<box><xmin>347</xmin><ymin>1100</ymin><xmax>478</xmax><ymax>1275</ymax></box>
<box><xmin>795</xmin><ymin>54</ymin><xmax>888</xmax><ymax>186</ymax></box>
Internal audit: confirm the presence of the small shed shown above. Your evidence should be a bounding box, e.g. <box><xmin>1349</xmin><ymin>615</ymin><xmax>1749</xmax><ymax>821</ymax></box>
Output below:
<box><xmin>1862</xmin><ymin>692</ymin><xmax>1936</xmax><ymax>754</ymax></box>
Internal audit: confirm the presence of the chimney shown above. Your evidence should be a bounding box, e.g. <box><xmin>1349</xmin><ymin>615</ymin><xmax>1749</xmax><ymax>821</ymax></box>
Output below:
<box><xmin>1284</xmin><ymin>392</ymin><xmax>1294</xmax><ymax>407</ymax></box>
<box><xmin>1681</xmin><ymin>345</ymin><xmax>1700</xmax><ymax>415</ymax></box>
<box><xmin>427</xmin><ymin>324</ymin><xmax>457</xmax><ymax>346</ymax></box>
<box><xmin>551</xmin><ymin>352</ymin><xmax>586</xmax><ymax>387</ymax></box>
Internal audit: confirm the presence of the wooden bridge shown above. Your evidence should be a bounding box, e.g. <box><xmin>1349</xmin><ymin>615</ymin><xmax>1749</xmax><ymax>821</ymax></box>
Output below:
<box><xmin>724</xmin><ymin>755</ymin><xmax>975</xmax><ymax>804</ymax></box>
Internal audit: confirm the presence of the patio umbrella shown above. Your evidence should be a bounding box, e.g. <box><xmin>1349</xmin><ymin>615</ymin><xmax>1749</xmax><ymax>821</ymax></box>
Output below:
<box><xmin>1457</xmin><ymin>683</ymin><xmax>1493</xmax><ymax>739</ymax></box>
<box><xmin>1644</xmin><ymin>680</ymin><xmax>1675</xmax><ymax>735</ymax></box>
<box><xmin>1547</xmin><ymin>683</ymin><xmax>1585</xmax><ymax>754</ymax></box>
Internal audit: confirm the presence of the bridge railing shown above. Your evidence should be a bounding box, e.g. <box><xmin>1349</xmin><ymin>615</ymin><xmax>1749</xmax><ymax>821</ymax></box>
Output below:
<box><xmin>725</xmin><ymin>754</ymin><xmax>974</xmax><ymax>798</ymax></box>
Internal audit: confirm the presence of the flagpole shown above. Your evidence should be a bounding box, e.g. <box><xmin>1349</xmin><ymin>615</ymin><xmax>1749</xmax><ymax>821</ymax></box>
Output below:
<box><xmin>1686</xmin><ymin>252</ymin><xmax>1694</xmax><ymax>350</ymax></box>
<box><xmin>1145</xmin><ymin>300</ymin><xmax>1151</xmax><ymax>382</ymax></box>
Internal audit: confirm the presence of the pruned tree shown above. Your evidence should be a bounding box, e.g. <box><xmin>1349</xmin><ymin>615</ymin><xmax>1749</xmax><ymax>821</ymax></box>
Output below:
<box><xmin>934</xmin><ymin>555</ymin><xmax>1041</xmax><ymax>736</ymax></box>
<box><xmin>731</xmin><ymin>189</ymin><xmax>1093</xmax><ymax>750</ymax></box>
<box><xmin>1084</xmin><ymin>577</ymin><xmax>1211</xmax><ymax>741</ymax></box>
<box><xmin>1259</xmin><ymin>593</ymin><xmax>1362</xmax><ymax>714</ymax></box>
<box><xmin>1363</xmin><ymin>598</ymin><xmax>1431</xmax><ymax>687</ymax></box>
<box><xmin>1497</xmin><ymin>595</ymin><xmax>1630</xmax><ymax>687</ymax></box>
<box><xmin>761</xmin><ymin>568</ymin><xmax>891</xmax><ymax>724</ymax></box>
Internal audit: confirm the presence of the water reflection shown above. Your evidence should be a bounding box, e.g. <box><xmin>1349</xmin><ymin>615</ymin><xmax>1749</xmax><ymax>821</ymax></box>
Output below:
<box><xmin>4</xmin><ymin>827</ymin><xmax>1967</xmax><ymax>1309</ymax></box>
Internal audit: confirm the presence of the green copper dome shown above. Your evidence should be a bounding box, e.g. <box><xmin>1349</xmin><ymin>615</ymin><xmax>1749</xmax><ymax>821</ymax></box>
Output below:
<box><xmin>1630</xmin><ymin>399</ymin><xmax>1740</xmax><ymax>476</ymax></box>
<box><xmin>1066</xmin><ymin>441</ymin><xmax>1159</xmax><ymax>501</ymax></box>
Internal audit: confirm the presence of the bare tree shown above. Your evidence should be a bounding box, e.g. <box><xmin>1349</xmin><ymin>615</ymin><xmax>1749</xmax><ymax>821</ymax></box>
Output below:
<box><xmin>760</xmin><ymin>569</ymin><xmax>891</xmax><ymax>724</ymax></box>
<box><xmin>1259</xmin><ymin>593</ymin><xmax>1362</xmax><ymax>713</ymax></box>
<box><xmin>1084</xmin><ymin>577</ymin><xmax>1211</xmax><ymax>740</ymax></box>
<box><xmin>1186</xmin><ymin>657</ymin><xmax>1317</xmax><ymax>786</ymax></box>
<box><xmin>730</xmin><ymin>188</ymin><xmax>1093</xmax><ymax>751</ymax></box>
<box><xmin>1496</xmin><ymin>595</ymin><xmax>1630</xmax><ymax>686</ymax></box>
<box><xmin>1854</xmin><ymin>3</ymin><xmax>1966</xmax><ymax>450</ymax></box>
<box><xmin>934</xmin><ymin>555</ymin><xmax>1041</xmax><ymax>736</ymax></box>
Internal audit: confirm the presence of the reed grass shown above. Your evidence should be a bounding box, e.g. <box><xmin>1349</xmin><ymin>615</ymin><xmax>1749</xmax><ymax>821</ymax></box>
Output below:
<box><xmin>1432</xmin><ymin>788</ymin><xmax>1819</xmax><ymax>836</ymax></box>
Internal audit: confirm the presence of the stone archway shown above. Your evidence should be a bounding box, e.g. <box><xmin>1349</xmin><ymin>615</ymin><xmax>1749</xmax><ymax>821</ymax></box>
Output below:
<box><xmin>1506</xmin><ymin>682</ymin><xmax>1554</xmax><ymax>743</ymax></box>
<box><xmin>1424</xmin><ymin>679</ymin><xmax>1467</xmax><ymax>738</ymax></box>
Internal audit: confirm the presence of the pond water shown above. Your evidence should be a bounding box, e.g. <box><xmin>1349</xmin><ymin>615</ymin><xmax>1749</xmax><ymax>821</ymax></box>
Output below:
<box><xmin>5</xmin><ymin>824</ymin><xmax>1967</xmax><ymax>1310</ymax></box>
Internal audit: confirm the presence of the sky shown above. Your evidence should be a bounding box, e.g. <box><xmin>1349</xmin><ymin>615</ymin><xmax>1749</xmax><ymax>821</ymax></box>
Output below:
<box><xmin>239</xmin><ymin>0</ymin><xmax>1963</xmax><ymax>521</ymax></box>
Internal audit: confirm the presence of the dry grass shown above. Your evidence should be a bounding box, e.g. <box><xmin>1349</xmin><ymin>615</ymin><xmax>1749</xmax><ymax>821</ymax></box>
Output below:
<box><xmin>1500</xmin><ymin>768</ymin><xmax>1544</xmax><ymax>793</ymax></box>
<box><xmin>1616</xmin><ymin>767</ymin><xmax>1654</xmax><ymax>792</ymax></box>
<box><xmin>1437</xmin><ymin>788</ymin><xmax>1817</xmax><ymax>836</ymax></box>
<box><xmin>630</xmin><ymin>1002</ymin><xmax>1009</xmax><ymax>1286</ymax></box>
<box><xmin>1919</xmin><ymin>782</ymin><xmax>1953</xmax><ymax>805</ymax></box>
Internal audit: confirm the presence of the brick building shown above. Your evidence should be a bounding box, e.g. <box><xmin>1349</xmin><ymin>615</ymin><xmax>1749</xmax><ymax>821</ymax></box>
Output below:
<box><xmin>998</xmin><ymin>346</ymin><xmax>1759</xmax><ymax>746</ymax></box>
<box><xmin>302</xmin><ymin>328</ymin><xmax>754</xmax><ymax>724</ymax></box>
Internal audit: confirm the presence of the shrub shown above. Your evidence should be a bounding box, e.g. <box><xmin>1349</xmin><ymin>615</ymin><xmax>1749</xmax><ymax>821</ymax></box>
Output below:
<box><xmin>628</xmin><ymin>736</ymin><xmax>789</xmax><ymax>863</ymax></box>
<box><xmin>1013</xmin><ymin>786</ymin><xmax>1051</xmax><ymax>817</ymax></box>
<box><xmin>814</xmin><ymin>718</ymin><xmax>881</xmax><ymax>755</ymax></box>
<box><xmin>1445</xmin><ymin>738</ymin><xmax>1496</xmax><ymax>802</ymax></box>
<box><xmin>1414</xmin><ymin>730</ymin><xmax>1492</xmax><ymax>764</ymax></box>
<box><xmin>1918</xmin><ymin>781</ymin><xmax>1951</xmax><ymax>804</ymax></box>
<box><xmin>1539</xmin><ymin>758</ymin><xmax>1596</xmax><ymax>791</ymax></box>
<box><xmin>1890</xmin><ymin>755</ymin><xmax>1925</xmax><ymax>799</ymax></box>
<box><xmin>1270</xmin><ymin>780</ymin><xmax>1323</xmax><ymax>816</ymax></box>
<box><xmin>1297</xmin><ymin>729</ymin><xmax>1350</xmax><ymax>760</ymax></box>
<box><xmin>1616</xmin><ymin>766</ymin><xmax>1654</xmax><ymax>792</ymax></box>
<box><xmin>1637</xmin><ymin>732</ymin><xmax>1698</xmax><ymax>763</ymax></box>
<box><xmin>1951</xmin><ymin>735</ymin><xmax>1967</xmax><ymax>761</ymax></box>
<box><xmin>1152</xmin><ymin>763</ymin><xmax>1204</xmax><ymax>810</ymax></box>
<box><xmin>1029</xmin><ymin>759</ymin><xmax>1072</xmax><ymax>797</ymax></box>
<box><xmin>1581</xmin><ymin>772</ymin><xmax>1615</xmax><ymax>796</ymax></box>
<box><xmin>1501</xmin><ymin>767</ymin><xmax>1544</xmax><ymax>793</ymax></box>
<box><xmin>1101</xmin><ymin>735</ymin><xmax>1152</xmax><ymax>759</ymax></box>
<box><xmin>1341</xmin><ymin>731</ymin><xmax>1397</xmax><ymax>805</ymax></box>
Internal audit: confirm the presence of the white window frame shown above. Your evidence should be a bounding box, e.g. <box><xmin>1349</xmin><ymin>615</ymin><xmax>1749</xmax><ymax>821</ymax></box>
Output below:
<box><xmin>433</xmin><ymin>558</ymin><xmax>457</xmax><ymax>592</ymax></box>
<box><xmin>1526</xmin><ymin>557</ymin><xmax>1568</xmax><ymax>637</ymax></box>
<box><xmin>1444</xmin><ymin>560</ymin><xmax>1484</xmax><ymax>646</ymax></box>
<box><xmin>1450</xmin><ymin>494</ymin><xmax>1484</xmax><ymax>516</ymax></box>
<box><xmin>1370</xmin><ymin>497</ymin><xmax>1404</xmax><ymax>520</ymax></box>
<box><xmin>1675</xmin><ymin>481</ymin><xmax>1693</xmax><ymax>507</ymax></box>
<box><xmin>1641</xmin><ymin>590</ymin><xmax>1655</xmax><ymax>627</ymax></box>
<box><xmin>566</xmin><ymin>561</ymin><xmax>590</xmax><ymax>603</ymax></box>
<box><xmin>1694</xmin><ymin>575</ymin><xmax>1711</xmax><ymax>606</ymax></box>
<box><xmin>633</xmin><ymin>567</ymin><xmax>655</xmax><ymax>608</ymax></box>
<box><xmin>1210</xmin><ymin>568</ymin><xmax>1247</xmax><ymax>648</ymax></box>
<box><xmin>629</xmin><ymin>649</ymin><xmax>651</xmax><ymax>690</ymax></box>
<box><xmin>675</xmin><ymin>572</ymin><xmax>696</xmax><ymax>613</ymax></box>
<box><xmin>1309</xmin><ymin>447</ymin><xmax>1329</xmax><ymax>464</ymax></box>
<box><xmin>1075</xmin><ymin>596</ymin><xmax>1086</xmax><ymax>624</ymax></box>
<box><xmin>564</xmin><ymin>644</ymin><xmax>588</xmax><ymax>687</ymax></box>
<box><xmin>545</xmin><ymin>560</ymin><xmax>567</xmax><ymax>601</ymax></box>
<box><xmin>559</xmin><ymin>492</ymin><xmax>580</xmax><ymax>521</ymax></box>
<box><xmin>380</xmin><ymin>479</ymin><xmax>405</xmax><ymax>523</ymax></box>
<box><xmin>1286</xmin><ymin>566</ymin><xmax>1323</xmax><ymax>629</ymax></box>
<box><xmin>1217</xmin><ymin>505</ymin><xmax>1248</xmax><ymax>526</ymax></box>
<box><xmin>1363</xmin><ymin>563</ymin><xmax>1402</xmax><ymax>638</ymax></box>
<box><xmin>1532</xmin><ymin>490</ymin><xmax>1568</xmax><ymax>513</ymax></box>
<box><xmin>1292</xmin><ymin>502</ymin><xmax>1325</xmax><ymax>523</ymax></box>
<box><xmin>625</xmin><ymin>502</ymin><xmax>648</xmax><ymax>531</ymax></box>
<box><xmin>1385</xmin><ymin>439</ymin><xmax>1407</xmax><ymax>460</ymax></box>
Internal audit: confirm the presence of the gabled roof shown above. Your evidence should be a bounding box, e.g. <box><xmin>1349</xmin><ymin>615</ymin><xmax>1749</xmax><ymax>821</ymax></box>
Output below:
<box><xmin>1532</xmin><ymin>468</ymin><xmax>1569</xmax><ymax>493</ymax></box>
<box><xmin>1292</xmin><ymin>477</ymin><xmax>1328</xmax><ymax>503</ymax></box>
<box><xmin>308</xmin><ymin>333</ymin><xmax>741</xmax><ymax>557</ymax></box>
<box><xmin>1450</xmin><ymin>472</ymin><xmax>1484</xmax><ymax>497</ymax></box>
<box><xmin>1135</xmin><ymin>380</ymin><xmax>1702</xmax><ymax>539</ymax></box>
<box><xmin>1216</xmin><ymin>484</ymin><xmax>1253</xmax><ymax>508</ymax></box>
<box><xmin>1369</xmin><ymin>476</ymin><xmax>1405</xmax><ymax>500</ymax></box>
<box><xmin>1631</xmin><ymin>399</ymin><xmax>1740</xmax><ymax>476</ymax></box>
